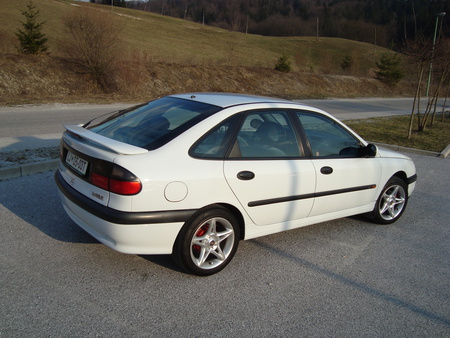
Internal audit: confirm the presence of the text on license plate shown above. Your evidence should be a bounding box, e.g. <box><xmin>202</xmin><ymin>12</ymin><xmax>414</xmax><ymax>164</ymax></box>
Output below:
<box><xmin>66</xmin><ymin>151</ymin><xmax>88</xmax><ymax>175</ymax></box>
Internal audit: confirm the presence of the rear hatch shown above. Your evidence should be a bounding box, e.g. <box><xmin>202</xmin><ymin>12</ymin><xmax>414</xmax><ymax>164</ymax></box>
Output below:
<box><xmin>58</xmin><ymin>97</ymin><xmax>221</xmax><ymax>207</ymax></box>
<box><xmin>59</xmin><ymin>125</ymin><xmax>147</xmax><ymax>206</ymax></box>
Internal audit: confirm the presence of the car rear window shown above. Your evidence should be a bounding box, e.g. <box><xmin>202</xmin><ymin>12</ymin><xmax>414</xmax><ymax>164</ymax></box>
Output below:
<box><xmin>88</xmin><ymin>97</ymin><xmax>221</xmax><ymax>150</ymax></box>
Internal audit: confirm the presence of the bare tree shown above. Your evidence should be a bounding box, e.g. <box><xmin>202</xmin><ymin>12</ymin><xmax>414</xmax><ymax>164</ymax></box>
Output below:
<box><xmin>403</xmin><ymin>37</ymin><xmax>432</xmax><ymax>138</ymax></box>
<box><xmin>441</xmin><ymin>80</ymin><xmax>450</xmax><ymax>122</ymax></box>
<box><xmin>60</xmin><ymin>8</ymin><xmax>123</xmax><ymax>92</ymax></box>
<box><xmin>429</xmin><ymin>39</ymin><xmax>450</xmax><ymax>126</ymax></box>
<box><xmin>403</xmin><ymin>37</ymin><xmax>450</xmax><ymax>139</ymax></box>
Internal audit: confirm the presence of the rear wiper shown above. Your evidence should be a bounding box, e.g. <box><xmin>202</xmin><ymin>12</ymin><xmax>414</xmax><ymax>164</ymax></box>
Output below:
<box><xmin>82</xmin><ymin>110</ymin><xmax>121</xmax><ymax>128</ymax></box>
<box><xmin>82</xmin><ymin>103</ymin><xmax>148</xmax><ymax>128</ymax></box>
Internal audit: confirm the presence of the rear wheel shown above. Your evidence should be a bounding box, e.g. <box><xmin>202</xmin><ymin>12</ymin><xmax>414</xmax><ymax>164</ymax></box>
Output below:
<box><xmin>173</xmin><ymin>206</ymin><xmax>240</xmax><ymax>276</ymax></box>
<box><xmin>367</xmin><ymin>177</ymin><xmax>408</xmax><ymax>224</ymax></box>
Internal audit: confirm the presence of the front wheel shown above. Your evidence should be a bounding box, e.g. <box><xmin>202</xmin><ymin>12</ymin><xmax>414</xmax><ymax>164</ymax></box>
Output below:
<box><xmin>173</xmin><ymin>206</ymin><xmax>240</xmax><ymax>276</ymax></box>
<box><xmin>367</xmin><ymin>177</ymin><xmax>408</xmax><ymax>224</ymax></box>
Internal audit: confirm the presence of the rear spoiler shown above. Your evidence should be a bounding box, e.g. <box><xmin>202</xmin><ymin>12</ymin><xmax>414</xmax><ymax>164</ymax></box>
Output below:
<box><xmin>63</xmin><ymin>125</ymin><xmax>148</xmax><ymax>155</ymax></box>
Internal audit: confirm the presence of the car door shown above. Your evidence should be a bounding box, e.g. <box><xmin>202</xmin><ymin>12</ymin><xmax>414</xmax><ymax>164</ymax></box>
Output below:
<box><xmin>223</xmin><ymin>110</ymin><xmax>316</xmax><ymax>226</ymax></box>
<box><xmin>295</xmin><ymin>111</ymin><xmax>381</xmax><ymax>217</ymax></box>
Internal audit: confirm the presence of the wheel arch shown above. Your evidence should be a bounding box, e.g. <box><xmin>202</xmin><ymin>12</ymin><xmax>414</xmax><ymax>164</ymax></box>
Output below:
<box><xmin>392</xmin><ymin>171</ymin><xmax>409</xmax><ymax>189</ymax></box>
<box><xmin>173</xmin><ymin>202</ymin><xmax>246</xmax><ymax>252</ymax></box>
<box><xmin>215</xmin><ymin>203</ymin><xmax>246</xmax><ymax>240</ymax></box>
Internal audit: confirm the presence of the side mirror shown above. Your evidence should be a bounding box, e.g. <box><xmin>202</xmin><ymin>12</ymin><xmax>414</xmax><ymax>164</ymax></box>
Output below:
<box><xmin>364</xmin><ymin>143</ymin><xmax>377</xmax><ymax>157</ymax></box>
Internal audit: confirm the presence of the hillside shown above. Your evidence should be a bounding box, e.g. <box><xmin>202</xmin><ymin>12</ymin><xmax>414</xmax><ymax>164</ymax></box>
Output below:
<box><xmin>0</xmin><ymin>0</ymin><xmax>417</xmax><ymax>104</ymax></box>
<box><xmin>114</xmin><ymin>0</ymin><xmax>450</xmax><ymax>47</ymax></box>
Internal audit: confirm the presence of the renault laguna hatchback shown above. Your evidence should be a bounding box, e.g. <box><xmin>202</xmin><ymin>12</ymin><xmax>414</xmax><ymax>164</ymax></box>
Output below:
<box><xmin>55</xmin><ymin>93</ymin><xmax>417</xmax><ymax>275</ymax></box>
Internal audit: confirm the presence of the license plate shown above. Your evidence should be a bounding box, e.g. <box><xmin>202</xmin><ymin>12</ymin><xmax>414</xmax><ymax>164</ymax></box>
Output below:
<box><xmin>66</xmin><ymin>151</ymin><xmax>88</xmax><ymax>175</ymax></box>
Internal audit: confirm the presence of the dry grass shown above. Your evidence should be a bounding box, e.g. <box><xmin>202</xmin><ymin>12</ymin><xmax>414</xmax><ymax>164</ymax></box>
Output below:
<box><xmin>0</xmin><ymin>0</ymin><xmax>419</xmax><ymax>105</ymax></box>
<box><xmin>0</xmin><ymin>147</ymin><xmax>59</xmax><ymax>167</ymax></box>
<box><xmin>1</xmin><ymin>0</ymin><xmax>388</xmax><ymax>73</ymax></box>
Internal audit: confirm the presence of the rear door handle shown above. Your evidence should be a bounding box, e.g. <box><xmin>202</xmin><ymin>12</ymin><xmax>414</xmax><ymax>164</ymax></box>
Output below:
<box><xmin>237</xmin><ymin>171</ymin><xmax>255</xmax><ymax>180</ymax></box>
<box><xmin>320</xmin><ymin>166</ymin><xmax>333</xmax><ymax>175</ymax></box>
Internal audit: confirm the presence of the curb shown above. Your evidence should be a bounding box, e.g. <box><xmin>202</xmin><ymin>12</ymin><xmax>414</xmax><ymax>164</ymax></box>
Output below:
<box><xmin>0</xmin><ymin>159</ymin><xmax>59</xmax><ymax>181</ymax></box>
<box><xmin>439</xmin><ymin>144</ymin><xmax>450</xmax><ymax>158</ymax></box>
<box><xmin>373</xmin><ymin>142</ymin><xmax>449</xmax><ymax>158</ymax></box>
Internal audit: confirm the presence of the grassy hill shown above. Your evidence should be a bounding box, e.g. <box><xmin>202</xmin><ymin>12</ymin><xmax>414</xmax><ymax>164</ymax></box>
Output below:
<box><xmin>0</xmin><ymin>0</ymin><xmax>416</xmax><ymax>104</ymax></box>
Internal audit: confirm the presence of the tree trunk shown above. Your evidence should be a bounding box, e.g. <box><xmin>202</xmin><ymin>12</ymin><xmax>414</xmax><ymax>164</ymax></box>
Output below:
<box><xmin>408</xmin><ymin>62</ymin><xmax>425</xmax><ymax>139</ymax></box>
<box><xmin>430</xmin><ymin>65</ymin><xmax>448</xmax><ymax>126</ymax></box>
<box><xmin>442</xmin><ymin>81</ymin><xmax>449</xmax><ymax>122</ymax></box>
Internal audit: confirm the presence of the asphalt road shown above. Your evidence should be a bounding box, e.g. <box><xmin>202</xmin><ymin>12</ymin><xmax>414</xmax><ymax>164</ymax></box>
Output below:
<box><xmin>0</xmin><ymin>97</ymin><xmax>446</xmax><ymax>151</ymax></box>
<box><xmin>0</xmin><ymin>103</ymin><xmax>133</xmax><ymax>152</ymax></box>
<box><xmin>1</xmin><ymin>152</ymin><xmax>449</xmax><ymax>337</ymax></box>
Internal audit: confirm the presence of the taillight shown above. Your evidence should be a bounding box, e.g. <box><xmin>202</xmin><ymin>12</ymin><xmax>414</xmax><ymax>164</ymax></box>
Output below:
<box><xmin>91</xmin><ymin>172</ymin><xmax>109</xmax><ymax>191</ymax></box>
<box><xmin>90</xmin><ymin>161</ymin><xmax>142</xmax><ymax>195</ymax></box>
<box><xmin>109</xmin><ymin>179</ymin><xmax>142</xmax><ymax>195</ymax></box>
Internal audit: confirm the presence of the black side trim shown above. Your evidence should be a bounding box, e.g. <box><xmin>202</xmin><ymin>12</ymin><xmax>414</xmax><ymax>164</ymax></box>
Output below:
<box><xmin>407</xmin><ymin>174</ymin><xmax>417</xmax><ymax>185</ymax></box>
<box><xmin>55</xmin><ymin>170</ymin><xmax>197</xmax><ymax>225</ymax></box>
<box><xmin>248</xmin><ymin>184</ymin><xmax>376</xmax><ymax>207</ymax></box>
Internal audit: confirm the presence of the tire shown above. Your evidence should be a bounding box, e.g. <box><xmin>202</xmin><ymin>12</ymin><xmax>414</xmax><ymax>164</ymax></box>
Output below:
<box><xmin>367</xmin><ymin>176</ymin><xmax>408</xmax><ymax>224</ymax></box>
<box><xmin>173</xmin><ymin>206</ymin><xmax>240</xmax><ymax>276</ymax></box>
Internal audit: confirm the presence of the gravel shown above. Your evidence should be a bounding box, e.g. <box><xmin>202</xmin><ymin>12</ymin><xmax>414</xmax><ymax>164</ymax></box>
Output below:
<box><xmin>0</xmin><ymin>147</ymin><xmax>59</xmax><ymax>168</ymax></box>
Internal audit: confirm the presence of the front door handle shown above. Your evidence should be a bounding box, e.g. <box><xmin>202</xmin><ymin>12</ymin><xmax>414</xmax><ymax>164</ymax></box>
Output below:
<box><xmin>237</xmin><ymin>171</ymin><xmax>255</xmax><ymax>180</ymax></box>
<box><xmin>320</xmin><ymin>166</ymin><xmax>333</xmax><ymax>175</ymax></box>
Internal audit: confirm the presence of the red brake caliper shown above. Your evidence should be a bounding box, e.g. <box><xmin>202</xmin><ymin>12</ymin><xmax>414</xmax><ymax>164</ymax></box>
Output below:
<box><xmin>193</xmin><ymin>224</ymin><xmax>209</xmax><ymax>253</ymax></box>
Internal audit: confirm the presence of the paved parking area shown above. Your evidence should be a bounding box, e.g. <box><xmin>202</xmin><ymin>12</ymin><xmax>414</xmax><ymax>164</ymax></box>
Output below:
<box><xmin>1</xmin><ymin>152</ymin><xmax>449</xmax><ymax>337</ymax></box>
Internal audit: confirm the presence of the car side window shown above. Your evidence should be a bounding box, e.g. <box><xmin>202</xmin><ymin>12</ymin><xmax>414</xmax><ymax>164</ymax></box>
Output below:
<box><xmin>190</xmin><ymin>115</ymin><xmax>239</xmax><ymax>158</ymax></box>
<box><xmin>296</xmin><ymin>112</ymin><xmax>363</xmax><ymax>157</ymax></box>
<box><xmin>230</xmin><ymin>111</ymin><xmax>301</xmax><ymax>158</ymax></box>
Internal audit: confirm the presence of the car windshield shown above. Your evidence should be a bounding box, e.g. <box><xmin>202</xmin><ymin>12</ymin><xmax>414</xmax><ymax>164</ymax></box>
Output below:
<box><xmin>88</xmin><ymin>97</ymin><xmax>221</xmax><ymax>150</ymax></box>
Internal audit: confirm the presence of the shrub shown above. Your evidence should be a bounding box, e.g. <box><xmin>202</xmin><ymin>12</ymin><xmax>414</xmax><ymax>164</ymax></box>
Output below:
<box><xmin>60</xmin><ymin>8</ymin><xmax>123</xmax><ymax>92</ymax></box>
<box><xmin>375</xmin><ymin>53</ymin><xmax>404</xmax><ymax>86</ymax></box>
<box><xmin>275</xmin><ymin>54</ymin><xmax>291</xmax><ymax>72</ymax></box>
<box><xmin>341</xmin><ymin>55</ymin><xmax>353</xmax><ymax>72</ymax></box>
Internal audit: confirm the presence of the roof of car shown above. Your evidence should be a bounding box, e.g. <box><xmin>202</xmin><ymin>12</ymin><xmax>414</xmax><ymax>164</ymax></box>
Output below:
<box><xmin>169</xmin><ymin>93</ymin><xmax>292</xmax><ymax>108</ymax></box>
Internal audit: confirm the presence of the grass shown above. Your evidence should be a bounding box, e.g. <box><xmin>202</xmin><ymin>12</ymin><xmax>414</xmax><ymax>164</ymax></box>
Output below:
<box><xmin>1</xmin><ymin>0</ymin><xmax>389</xmax><ymax>76</ymax></box>
<box><xmin>345</xmin><ymin>114</ymin><xmax>450</xmax><ymax>153</ymax></box>
<box><xmin>1</xmin><ymin>0</ymin><xmax>421</xmax><ymax>105</ymax></box>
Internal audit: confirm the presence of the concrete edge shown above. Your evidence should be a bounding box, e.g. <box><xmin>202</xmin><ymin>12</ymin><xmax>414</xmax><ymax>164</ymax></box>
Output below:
<box><xmin>0</xmin><ymin>159</ymin><xmax>59</xmax><ymax>181</ymax></box>
<box><xmin>373</xmin><ymin>142</ymin><xmax>449</xmax><ymax>158</ymax></box>
<box><xmin>439</xmin><ymin>144</ymin><xmax>450</xmax><ymax>158</ymax></box>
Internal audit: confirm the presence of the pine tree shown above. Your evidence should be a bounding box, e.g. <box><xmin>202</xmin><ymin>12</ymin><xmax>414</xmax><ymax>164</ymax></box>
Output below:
<box><xmin>274</xmin><ymin>54</ymin><xmax>291</xmax><ymax>72</ymax></box>
<box><xmin>375</xmin><ymin>53</ymin><xmax>404</xmax><ymax>86</ymax></box>
<box><xmin>16</xmin><ymin>0</ymin><xmax>49</xmax><ymax>55</ymax></box>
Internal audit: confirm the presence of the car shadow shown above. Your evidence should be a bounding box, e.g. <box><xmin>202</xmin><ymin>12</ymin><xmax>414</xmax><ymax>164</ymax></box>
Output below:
<box><xmin>0</xmin><ymin>171</ymin><xmax>187</xmax><ymax>273</ymax></box>
<box><xmin>0</xmin><ymin>171</ymin><xmax>98</xmax><ymax>244</ymax></box>
<box><xmin>139</xmin><ymin>255</ymin><xmax>185</xmax><ymax>274</ymax></box>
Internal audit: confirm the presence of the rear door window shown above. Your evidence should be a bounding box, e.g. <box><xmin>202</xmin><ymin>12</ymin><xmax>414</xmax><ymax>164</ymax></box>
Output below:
<box><xmin>231</xmin><ymin>110</ymin><xmax>302</xmax><ymax>158</ymax></box>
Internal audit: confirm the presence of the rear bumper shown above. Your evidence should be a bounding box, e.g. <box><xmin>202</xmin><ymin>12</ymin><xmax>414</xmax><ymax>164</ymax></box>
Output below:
<box><xmin>55</xmin><ymin>170</ymin><xmax>194</xmax><ymax>254</ymax></box>
<box><xmin>55</xmin><ymin>170</ymin><xmax>196</xmax><ymax>225</ymax></box>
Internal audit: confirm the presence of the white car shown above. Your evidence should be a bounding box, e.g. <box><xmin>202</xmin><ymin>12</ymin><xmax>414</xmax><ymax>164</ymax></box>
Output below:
<box><xmin>55</xmin><ymin>93</ymin><xmax>417</xmax><ymax>275</ymax></box>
